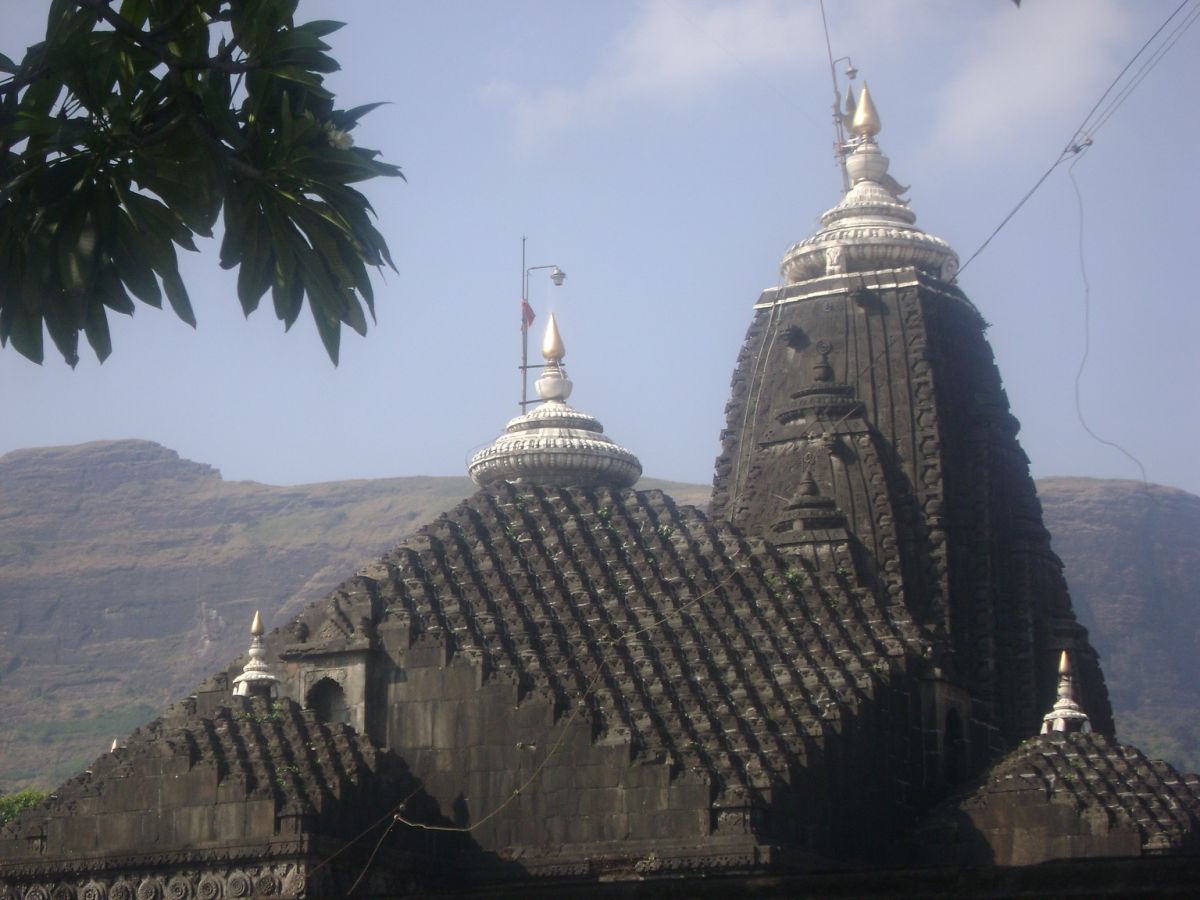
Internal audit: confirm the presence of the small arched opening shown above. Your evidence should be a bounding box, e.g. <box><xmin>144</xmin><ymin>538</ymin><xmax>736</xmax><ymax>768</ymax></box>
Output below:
<box><xmin>307</xmin><ymin>677</ymin><xmax>350</xmax><ymax>726</ymax></box>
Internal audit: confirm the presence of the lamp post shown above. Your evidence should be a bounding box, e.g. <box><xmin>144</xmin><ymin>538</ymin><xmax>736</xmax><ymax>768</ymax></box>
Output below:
<box><xmin>520</xmin><ymin>236</ymin><xmax>566</xmax><ymax>408</ymax></box>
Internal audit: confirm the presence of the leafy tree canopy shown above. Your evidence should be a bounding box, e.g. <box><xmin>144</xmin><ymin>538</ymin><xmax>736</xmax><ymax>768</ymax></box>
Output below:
<box><xmin>0</xmin><ymin>788</ymin><xmax>47</xmax><ymax>826</ymax></box>
<box><xmin>0</xmin><ymin>0</ymin><xmax>401</xmax><ymax>366</ymax></box>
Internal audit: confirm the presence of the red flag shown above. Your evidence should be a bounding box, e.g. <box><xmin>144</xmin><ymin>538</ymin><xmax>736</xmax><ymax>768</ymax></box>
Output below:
<box><xmin>521</xmin><ymin>297</ymin><xmax>536</xmax><ymax>331</ymax></box>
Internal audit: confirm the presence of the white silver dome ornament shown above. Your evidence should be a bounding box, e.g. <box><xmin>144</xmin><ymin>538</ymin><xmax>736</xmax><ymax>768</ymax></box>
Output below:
<box><xmin>780</xmin><ymin>83</ymin><xmax>959</xmax><ymax>284</ymax></box>
<box><xmin>1040</xmin><ymin>650</ymin><xmax>1091</xmax><ymax>735</ymax></box>
<box><xmin>232</xmin><ymin>610</ymin><xmax>281</xmax><ymax>699</ymax></box>
<box><xmin>469</xmin><ymin>314</ymin><xmax>642</xmax><ymax>489</ymax></box>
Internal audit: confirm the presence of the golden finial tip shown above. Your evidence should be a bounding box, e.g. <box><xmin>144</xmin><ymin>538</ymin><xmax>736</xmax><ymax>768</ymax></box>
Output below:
<box><xmin>1058</xmin><ymin>649</ymin><xmax>1072</xmax><ymax>675</ymax></box>
<box><xmin>251</xmin><ymin>610</ymin><xmax>264</xmax><ymax>637</ymax></box>
<box><xmin>542</xmin><ymin>313</ymin><xmax>566</xmax><ymax>362</ymax></box>
<box><xmin>852</xmin><ymin>82</ymin><xmax>881</xmax><ymax>138</ymax></box>
<box><xmin>110</xmin><ymin>738</ymin><xmax>119</xmax><ymax>753</ymax></box>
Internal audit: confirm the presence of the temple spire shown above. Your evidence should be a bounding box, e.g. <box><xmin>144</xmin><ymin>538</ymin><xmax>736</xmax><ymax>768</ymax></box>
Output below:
<box><xmin>1040</xmin><ymin>650</ymin><xmax>1091</xmax><ymax>734</ymax></box>
<box><xmin>232</xmin><ymin>610</ymin><xmax>280</xmax><ymax>699</ymax></box>
<box><xmin>779</xmin><ymin>77</ymin><xmax>959</xmax><ymax>284</ymax></box>
<box><xmin>469</xmin><ymin>315</ymin><xmax>641</xmax><ymax>489</ymax></box>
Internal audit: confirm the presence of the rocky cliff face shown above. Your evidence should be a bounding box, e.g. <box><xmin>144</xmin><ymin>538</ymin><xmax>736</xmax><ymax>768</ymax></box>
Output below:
<box><xmin>0</xmin><ymin>442</ymin><xmax>1194</xmax><ymax>791</ymax></box>
<box><xmin>0</xmin><ymin>441</ymin><xmax>470</xmax><ymax>790</ymax></box>
<box><xmin>1039</xmin><ymin>477</ymin><xmax>1200</xmax><ymax>771</ymax></box>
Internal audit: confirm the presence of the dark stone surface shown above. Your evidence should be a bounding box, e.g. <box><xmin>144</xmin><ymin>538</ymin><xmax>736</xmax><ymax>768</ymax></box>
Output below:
<box><xmin>710</xmin><ymin>270</ymin><xmax>1113</xmax><ymax>750</ymax></box>
<box><xmin>1</xmin><ymin>267</ymin><xmax>1194</xmax><ymax>896</ymax></box>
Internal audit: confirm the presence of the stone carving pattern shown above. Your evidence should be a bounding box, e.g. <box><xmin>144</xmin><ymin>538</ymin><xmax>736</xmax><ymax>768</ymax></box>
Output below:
<box><xmin>193</xmin><ymin>876</ymin><xmax>221</xmax><ymax>900</ymax></box>
<box><xmin>224</xmin><ymin>874</ymin><xmax>250</xmax><ymax>899</ymax></box>
<box><xmin>280</xmin><ymin>867</ymin><xmax>304</xmax><ymax>899</ymax></box>
<box><xmin>108</xmin><ymin>883</ymin><xmax>134</xmax><ymax>900</ymax></box>
<box><xmin>50</xmin><ymin>886</ymin><xmax>73</xmax><ymax>900</ymax></box>
<box><xmin>711</xmin><ymin>308</ymin><xmax>771</xmax><ymax>519</ymax></box>
<box><xmin>80</xmin><ymin>885</ymin><xmax>106</xmax><ymax>900</ymax></box>
<box><xmin>164</xmin><ymin>877</ymin><xmax>191</xmax><ymax>900</ymax></box>
<box><xmin>301</xmin><ymin>668</ymin><xmax>347</xmax><ymax>692</ymax></box>
<box><xmin>899</xmin><ymin>288</ymin><xmax>948</xmax><ymax>626</ymax></box>
<box><xmin>23</xmin><ymin>886</ymin><xmax>50</xmax><ymax>900</ymax></box>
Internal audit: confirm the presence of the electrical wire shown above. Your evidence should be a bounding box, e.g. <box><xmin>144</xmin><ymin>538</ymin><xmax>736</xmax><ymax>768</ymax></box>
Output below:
<box><xmin>1067</xmin><ymin>160</ymin><xmax>1147</xmax><ymax>483</ymax></box>
<box><xmin>1066</xmin><ymin>0</ymin><xmax>1193</xmax><ymax>146</ymax></box>
<box><xmin>343</xmin><ymin>816</ymin><xmax>397</xmax><ymax>898</ymax></box>
<box><xmin>957</xmin><ymin>0</ymin><xmax>1198</xmax><ymax>278</ymax></box>
<box><xmin>1085</xmin><ymin>1</ymin><xmax>1200</xmax><ymax>139</ymax></box>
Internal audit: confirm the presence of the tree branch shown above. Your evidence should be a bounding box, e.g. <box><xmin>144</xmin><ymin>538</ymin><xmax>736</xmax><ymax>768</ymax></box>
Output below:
<box><xmin>72</xmin><ymin>0</ymin><xmax>258</xmax><ymax>74</ymax></box>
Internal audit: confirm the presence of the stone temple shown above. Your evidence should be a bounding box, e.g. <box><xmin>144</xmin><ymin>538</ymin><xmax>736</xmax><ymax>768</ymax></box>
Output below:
<box><xmin>4</xmin><ymin>85</ymin><xmax>1200</xmax><ymax>898</ymax></box>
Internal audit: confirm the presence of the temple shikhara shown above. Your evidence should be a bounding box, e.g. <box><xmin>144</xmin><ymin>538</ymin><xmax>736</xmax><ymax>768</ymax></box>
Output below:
<box><xmin>4</xmin><ymin>85</ymin><xmax>1199</xmax><ymax>898</ymax></box>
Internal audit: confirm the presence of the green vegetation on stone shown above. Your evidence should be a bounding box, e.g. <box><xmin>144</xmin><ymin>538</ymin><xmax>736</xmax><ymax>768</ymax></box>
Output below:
<box><xmin>0</xmin><ymin>788</ymin><xmax>46</xmax><ymax>826</ymax></box>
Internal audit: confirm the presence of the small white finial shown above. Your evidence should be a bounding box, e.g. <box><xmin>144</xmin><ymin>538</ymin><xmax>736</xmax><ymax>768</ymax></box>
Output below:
<box><xmin>1040</xmin><ymin>650</ymin><xmax>1091</xmax><ymax>734</ymax></box>
<box><xmin>232</xmin><ymin>611</ymin><xmax>280</xmax><ymax>699</ymax></box>
<box><xmin>110</xmin><ymin>738</ymin><xmax>120</xmax><ymax>753</ymax></box>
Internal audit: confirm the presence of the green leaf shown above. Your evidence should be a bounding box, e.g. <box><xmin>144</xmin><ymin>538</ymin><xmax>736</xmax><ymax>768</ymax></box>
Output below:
<box><xmin>329</xmin><ymin>102</ymin><xmax>388</xmax><ymax>131</ymax></box>
<box><xmin>271</xmin><ymin>248</ymin><xmax>304</xmax><ymax>329</ymax></box>
<box><xmin>42</xmin><ymin>302</ymin><xmax>82</xmax><ymax>367</ymax></box>
<box><xmin>110</xmin><ymin>212</ymin><xmax>162</xmax><ymax>308</ymax></box>
<box><xmin>307</xmin><ymin>290</ymin><xmax>340</xmax><ymax>364</ymax></box>
<box><xmin>161</xmin><ymin>267</ymin><xmax>196</xmax><ymax>327</ymax></box>
<box><xmin>82</xmin><ymin>297</ymin><xmax>112</xmax><ymax>362</ymax></box>
<box><xmin>220</xmin><ymin>187</ymin><xmax>250</xmax><ymax>269</ymax></box>
<box><xmin>235</xmin><ymin>208</ymin><xmax>273</xmax><ymax>315</ymax></box>
<box><xmin>296</xmin><ymin>20</ymin><xmax>346</xmax><ymax>38</ymax></box>
<box><xmin>1</xmin><ymin>301</ymin><xmax>44</xmax><ymax>364</ymax></box>
<box><xmin>117</xmin><ymin>0</ymin><xmax>151</xmax><ymax>30</ymax></box>
<box><xmin>97</xmin><ymin>263</ymin><xmax>136</xmax><ymax>316</ymax></box>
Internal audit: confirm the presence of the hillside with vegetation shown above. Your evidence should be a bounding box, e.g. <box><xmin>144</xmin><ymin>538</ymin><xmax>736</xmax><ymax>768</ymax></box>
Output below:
<box><xmin>0</xmin><ymin>440</ymin><xmax>707</xmax><ymax>791</ymax></box>
<box><xmin>0</xmin><ymin>441</ymin><xmax>1195</xmax><ymax>790</ymax></box>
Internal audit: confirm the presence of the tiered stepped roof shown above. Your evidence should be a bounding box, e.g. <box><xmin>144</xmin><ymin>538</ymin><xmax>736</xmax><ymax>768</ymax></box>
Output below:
<box><xmin>977</xmin><ymin>732</ymin><xmax>1200</xmax><ymax>851</ymax></box>
<box><xmin>0</xmin><ymin>696</ymin><xmax>400</xmax><ymax>852</ymax></box>
<box><xmin>288</xmin><ymin>482</ymin><xmax>929</xmax><ymax>798</ymax></box>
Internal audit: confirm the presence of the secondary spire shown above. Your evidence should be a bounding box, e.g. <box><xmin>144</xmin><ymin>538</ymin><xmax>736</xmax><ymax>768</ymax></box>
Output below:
<box><xmin>1040</xmin><ymin>650</ymin><xmax>1092</xmax><ymax>734</ymax></box>
<box><xmin>469</xmin><ymin>315</ymin><xmax>641</xmax><ymax>489</ymax></box>
<box><xmin>232</xmin><ymin>610</ymin><xmax>281</xmax><ymax>699</ymax></box>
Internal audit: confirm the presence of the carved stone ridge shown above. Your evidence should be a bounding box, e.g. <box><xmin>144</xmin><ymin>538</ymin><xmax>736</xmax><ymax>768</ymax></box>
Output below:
<box><xmin>0</xmin><ymin>839</ymin><xmax>311</xmax><ymax>879</ymax></box>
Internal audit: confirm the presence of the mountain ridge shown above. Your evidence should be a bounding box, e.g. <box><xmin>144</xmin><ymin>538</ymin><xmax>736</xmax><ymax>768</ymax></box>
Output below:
<box><xmin>0</xmin><ymin>440</ymin><xmax>1195</xmax><ymax>790</ymax></box>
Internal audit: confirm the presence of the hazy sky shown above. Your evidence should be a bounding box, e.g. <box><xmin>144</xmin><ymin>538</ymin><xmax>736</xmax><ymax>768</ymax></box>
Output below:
<box><xmin>3</xmin><ymin>0</ymin><xmax>1198</xmax><ymax>495</ymax></box>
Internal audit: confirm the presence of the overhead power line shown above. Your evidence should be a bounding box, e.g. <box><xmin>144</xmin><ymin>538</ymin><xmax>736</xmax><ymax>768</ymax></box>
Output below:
<box><xmin>956</xmin><ymin>0</ymin><xmax>1198</xmax><ymax>278</ymax></box>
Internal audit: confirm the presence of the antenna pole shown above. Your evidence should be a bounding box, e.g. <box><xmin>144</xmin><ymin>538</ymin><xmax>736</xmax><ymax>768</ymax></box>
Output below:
<box><xmin>819</xmin><ymin>0</ymin><xmax>849</xmax><ymax>191</ymax></box>
<box><xmin>520</xmin><ymin>236</ymin><xmax>528</xmax><ymax>409</ymax></box>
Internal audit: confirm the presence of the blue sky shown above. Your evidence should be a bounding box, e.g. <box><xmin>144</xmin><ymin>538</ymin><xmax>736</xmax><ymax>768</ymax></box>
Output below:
<box><xmin>3</xmin><ymin>0</ymin><xmax>1198</xmax><ymax>496</ymax></box>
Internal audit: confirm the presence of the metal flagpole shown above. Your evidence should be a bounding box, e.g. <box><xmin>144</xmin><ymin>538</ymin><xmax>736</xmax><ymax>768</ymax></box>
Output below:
<box><xmin>520</xmin><ymin>236</ymin><xmax>528</xmax><ymax>409</ymax></box>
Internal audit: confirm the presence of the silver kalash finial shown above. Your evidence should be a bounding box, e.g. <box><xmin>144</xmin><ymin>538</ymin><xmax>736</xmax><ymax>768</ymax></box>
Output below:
<box><xmin>780</xmin><ymin>79</ymin><xmax>959</xmax><ymax>285</ymax></box>
<box><xmin>232</xmin><ymin>610</ymin><xmax>280</xmax><ymax>699</ymax></box>
<box><xmin>469</xmin><ymin>314</ymin><xmax>641</xmax><ymax>489</ymax></box>
<box><xmin>1040</xmin><ymin>650</ymin><xmax>1091</xmax><ymax>734</ymax></box>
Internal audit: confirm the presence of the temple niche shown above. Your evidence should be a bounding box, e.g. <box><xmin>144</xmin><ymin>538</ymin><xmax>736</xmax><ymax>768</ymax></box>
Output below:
<box><xmin>4</xmin><ymin>84</ymin><xmax>1200</xmax><ymax>899</ymax></box>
